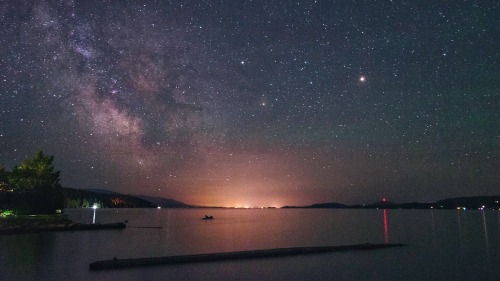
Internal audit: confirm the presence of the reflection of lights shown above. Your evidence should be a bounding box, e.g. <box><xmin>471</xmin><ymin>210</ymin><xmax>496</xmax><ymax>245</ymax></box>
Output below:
<box><xmin>383</xmin><ymin>209</ymin><xmax>389</xmax><ymax>243</ymax></box>
<box><xmin>92</xmin><ymin>203</ymin><xmax>98</xmax><ymax>224</ymax></box>
<box><xmin>482</xmin><ymin>211</ymin><xmax>490</xmax><ymax>251</ymax></box>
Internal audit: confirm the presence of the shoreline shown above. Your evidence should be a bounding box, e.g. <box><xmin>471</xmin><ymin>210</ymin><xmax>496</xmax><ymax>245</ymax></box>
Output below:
<box><xmin>0</xmin><ymin>215</ymin><xmax>126</xmax><ymax>235</ymax></box>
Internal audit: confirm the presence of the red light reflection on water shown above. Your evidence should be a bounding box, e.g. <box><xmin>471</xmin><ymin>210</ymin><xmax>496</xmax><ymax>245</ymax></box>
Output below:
<box><xmin>383</xmin><ymin>209</ymin><xmax>389</xmax><ymax>243</ymax></box>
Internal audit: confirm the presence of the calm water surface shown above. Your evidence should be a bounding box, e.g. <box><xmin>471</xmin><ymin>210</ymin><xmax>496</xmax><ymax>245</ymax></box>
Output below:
<box><xmin>1</xmin><ymin>208</ymin><xmax>499</xmax><ymax>280</ymax></box>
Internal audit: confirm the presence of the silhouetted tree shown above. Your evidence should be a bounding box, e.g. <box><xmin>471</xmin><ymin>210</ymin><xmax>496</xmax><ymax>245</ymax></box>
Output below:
<box><xmin>8</xmin><ymin>151</ymin><xmax>64</xmax><ymax>214</ymax></box>
<box><xmin>0</xmin><ymin>166</ymin><xmax>12</xmax><ymax>210</ymax></box>
<box><xmin>0</xmin><ymin>166</ymin><xmax>9</xmax><ymax>190</ymax></box>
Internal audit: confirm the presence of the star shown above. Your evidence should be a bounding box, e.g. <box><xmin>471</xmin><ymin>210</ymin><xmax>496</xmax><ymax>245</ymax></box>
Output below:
<box><xmin>0</xmin><ymin>0</ymin><xmax>497</xmax><ymax>208</ymax></box>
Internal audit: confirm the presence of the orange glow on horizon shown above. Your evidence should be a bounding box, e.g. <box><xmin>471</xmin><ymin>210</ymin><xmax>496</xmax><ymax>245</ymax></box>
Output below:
<box><xmin>184</xmin><ymin>194</ymin><xmax>284</xmax><ymax>208</ymax></box>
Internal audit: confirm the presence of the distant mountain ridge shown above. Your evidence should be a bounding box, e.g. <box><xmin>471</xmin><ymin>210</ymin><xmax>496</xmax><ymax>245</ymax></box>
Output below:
<box><xmin>63</xmin><ymin>188</ymin><xmax>191</xmax><ymax>208</ymax></box>
<box><xmin>64</xmin><ymin>187</ymin><xmax>154</xmax><ymax>208</ymax></box>
<box><xmin>283</xmin><ymin>195</ymin><xmax>500</xmax><ymax>210</ymax></box>
<box><xmin>137</xmin><ymin>195</ymin><xmax>191</xmax><ymax>208</ymax></box>
<box><xmin>86</xmin><ymin>188</ymin><xmax>119</xmax><ymax>194</ymax></box>
<box><xmin>306</xmin><ymin>202</ymin><xmax>348</xmax><ymax>209</ymax></box>
<box><xmin>65</xmin><ymin>188</ymin><xmax>500</xmax><ymax>210</ymax></box>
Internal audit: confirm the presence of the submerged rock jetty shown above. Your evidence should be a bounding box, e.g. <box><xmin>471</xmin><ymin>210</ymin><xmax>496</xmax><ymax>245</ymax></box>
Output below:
<box><xmin>89</xmin><ymin>243</ymin><xmax>405</xmax><ymax>270</ymax></box>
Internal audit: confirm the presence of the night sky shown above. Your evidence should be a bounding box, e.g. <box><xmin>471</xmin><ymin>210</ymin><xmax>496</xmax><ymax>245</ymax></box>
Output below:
<box><xmin>1</xmin><ymin>1</ymin><xmax>499</xmax><ymax>207</ymax></box>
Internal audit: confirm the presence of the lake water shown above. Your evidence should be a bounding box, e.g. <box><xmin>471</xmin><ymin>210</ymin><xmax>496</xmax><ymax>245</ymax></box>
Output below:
<box><xmin>1</xmin><ymin>208</ymin><xmax>499</xmax><ymax>281</ymax></box>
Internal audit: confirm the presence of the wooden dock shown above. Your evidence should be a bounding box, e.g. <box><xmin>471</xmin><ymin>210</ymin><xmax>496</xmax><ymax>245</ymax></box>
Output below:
<box><xmin>0</xmin><ymin>222</ymin><xmax>126</xmax><ymax>235</ymax></box>
<box><xmin>89</xmin><ymin>243</ymin><xmax>405</xmax><ymax>270</ymax></box>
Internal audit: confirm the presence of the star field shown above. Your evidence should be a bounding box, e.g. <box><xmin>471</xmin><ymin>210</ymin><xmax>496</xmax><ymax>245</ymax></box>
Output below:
<box><xmin>0</xmin><ymin>1</ymin><xmax>499</xmax><ymax>207</ymax></box>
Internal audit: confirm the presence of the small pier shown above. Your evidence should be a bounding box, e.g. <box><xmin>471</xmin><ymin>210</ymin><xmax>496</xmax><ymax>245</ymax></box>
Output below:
<box><xmin>89</xmin><ymin>243</ymin><xmax>405</xmax><ymax>270</ymax></box>
<box><xmin>0</xmin><ymin>222</ymin><xmax>126</xmax><ymax>235</ymax></box>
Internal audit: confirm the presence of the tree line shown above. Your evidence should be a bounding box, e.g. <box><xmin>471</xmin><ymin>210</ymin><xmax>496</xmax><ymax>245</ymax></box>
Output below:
<box><xmin>0</xmin><ymin>150</ymin><xmax>155</xmax><ymax>215</ymax></box>
<box><xmin>0</xmin><ymin>150</ymin><xmax>64</xmax><ymax>214</ymax></box>
<box><xmin>64</xmin><ymin>187</ymin><xmax>154</xmax><ymax>209</ymax></box>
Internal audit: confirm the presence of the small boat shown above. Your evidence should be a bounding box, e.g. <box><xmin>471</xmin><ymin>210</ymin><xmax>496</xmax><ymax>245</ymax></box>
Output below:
<box><xmin>202</xmin><ymin>215</ymin><xmax>214</xmax><ymax>220</ymax></box>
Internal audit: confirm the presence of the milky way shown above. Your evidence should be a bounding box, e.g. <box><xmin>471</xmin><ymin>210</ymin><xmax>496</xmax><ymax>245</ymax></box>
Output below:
<box><xmin>1</xmin><ymin>1</ymin><xmax>499</xmax><ymax>206</ymax></box>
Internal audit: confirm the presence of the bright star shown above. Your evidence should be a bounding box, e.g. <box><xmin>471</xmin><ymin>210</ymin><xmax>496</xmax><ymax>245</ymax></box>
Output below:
<box><xmin>359</xmin><ymin>76</ymin><xmax>366</xmax><ymax>82</ymax></box>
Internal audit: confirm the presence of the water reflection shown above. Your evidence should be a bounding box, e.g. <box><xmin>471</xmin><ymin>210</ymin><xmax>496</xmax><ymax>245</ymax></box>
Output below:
<box><xmin>498</xmin><ymin>211</ymin><xmax>500</xmax><ymax>232</ymax></box>
<box><xmin>383</xmin><ymin>209</ymin><xmax>388</xmax><ymax>243</ymax></box>
<box><xmin>6</xmin><ymin>208</ymin><xmax>496</xmax><ymax>281</ymax></box>
<box><xmin>481</xmin><ymin>211</ymin><xmax>489</xmax><ymax>256</ymax></box>
<box><xmin>92</xmin><ymin>204</ymin><xmax>98</xmax><ymax>224</ymax></box>
<box><xmin>456</xmin><ymin>209</ymin><xmax>463</xmax><ymax>245</ymax></box>
<box><xmin>454</xmin><ymin>209</ymin><xmax>498</xmax><ymax>264</ymax></box>
<box><xmin>2</xmin><ymin>233</ymin><xmax>56</xmax><ymax>280</ymax></box>
<box><xmin>430</xmin><ymin>210</ymin><xmax>437</xmax><ymax>245</ymax></box>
